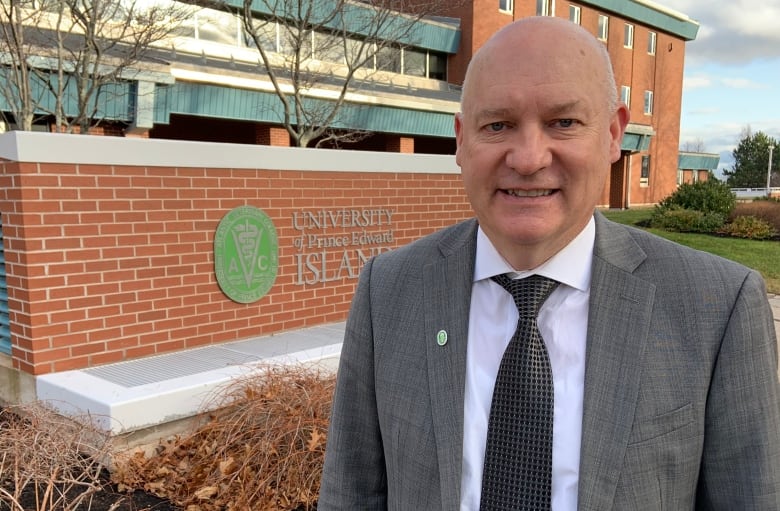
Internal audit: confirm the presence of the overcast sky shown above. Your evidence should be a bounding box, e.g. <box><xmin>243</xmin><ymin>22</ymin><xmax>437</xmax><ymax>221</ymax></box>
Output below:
<box><xmin>672</xmin><ymin>0</ymin><xmax>780</xmax><ymax>174</ymax></box>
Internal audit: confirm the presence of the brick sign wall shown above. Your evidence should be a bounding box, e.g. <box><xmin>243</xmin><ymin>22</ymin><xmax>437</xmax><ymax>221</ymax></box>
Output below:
<box><xmin>0</xmin><ymin>133</ymin><xmax>471</xmax><ymax>375</ymax></box>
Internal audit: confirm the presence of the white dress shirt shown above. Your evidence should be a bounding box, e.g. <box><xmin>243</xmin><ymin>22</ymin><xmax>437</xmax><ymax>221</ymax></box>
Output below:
<box><xmin>460</xmin><ymin>218</ymin><xmax>595</xmax><ymax>510</ymax></box>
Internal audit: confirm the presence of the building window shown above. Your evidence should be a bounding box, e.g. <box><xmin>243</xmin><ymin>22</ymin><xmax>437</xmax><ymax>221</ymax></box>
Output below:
<box><xmin>648</xmin><ymin>31</ymin><xmax>657</xmax><ymax>55</ymax></box>
<box><xmin>314</xmin><ymin>32</ymin><xmax>345</xmax><ymax>63</ymax></box>
<box><xmin>644</xmin><ymin>90</ymin><xmax>654</xmax><ymax>115</ymax></box>
<box><xmin>242</xmin><ymin>20</ymin><xmax>277</xmax><ymax>53</ymax></box>
<box><xmin>569</xmin><ymin>5</ymin><xmax>581</xmax><ymax>24</ymax></box>
<box><xmin>620</xmin><ymin>85</ymin><xmax>631</xmax><ymax>108</ymax></box>
<box><xmin>624</xmin><ymin>23</ymin><xmax>634</xmax><ymax>48</ymax></box>
<box><xmin>598</xmin><ymin>15</ymin><xmax>609</xmax><ymax>41</ymax></box>
<box><xmin>428</xmin><ymin>52</ymin><xmax>447</xmax><ymax>80</ymax></box>
<box><xmin>641</xmin><ymin>155</ymin><xmax>651</xmax><ymax>179</ymax></box>
<box><xmin>536</xmin><ymin>0</ymin><xmax>554</xmax><ymax>16</ymax></box>
<box><xmin>376</xmin><ymin>46</ymin><xmax>402</xmax><ymax>73</ymax></box>
<box><xmin>499</xmin><ymin>0</ymin><xmax>513</xmax><ymax>13</ymax></box>
<box><xmin>403</xmin><ymin>48</ymin><xmax>426</xmax><ymax>77</ymax></box>
<box><xmin>195</xmin><ymin>10</ymin><xmax>240</xmax><ymax>46</ymax></box>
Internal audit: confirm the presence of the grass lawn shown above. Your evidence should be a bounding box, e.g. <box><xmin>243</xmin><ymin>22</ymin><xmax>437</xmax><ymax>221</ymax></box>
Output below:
<box><xmin>601</xmin><ymin>208</ymin><xmax>780</xmax><ymax>295</ymax></box>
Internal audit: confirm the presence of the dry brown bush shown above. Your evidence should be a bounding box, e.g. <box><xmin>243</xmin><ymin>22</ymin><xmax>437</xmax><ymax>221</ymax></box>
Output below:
<box><xmin>112</xmin><ymin>365</ymin><xmax>336</xmax><ymax>511</ymax></box>
<box><xmin>733</xmin><ymin>200</ymin><xmax>780</xmax><ymax>233</ymax></box>
<box><xmin>0</xmin><ymin>404</ymin><xmax>113</xmax><ymax>511</ymax></box>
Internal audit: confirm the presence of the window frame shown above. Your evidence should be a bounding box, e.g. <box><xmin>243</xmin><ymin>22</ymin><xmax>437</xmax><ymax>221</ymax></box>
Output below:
<box><xmin>499</xmin><ymin>0</ymin><xmax>513</xmax><ymax>13</ymax></box>
<box><xmin>536</xmin><ymin>0</ymin><xmax>555</xmax><ymax>16</ymax></box>
<box><xmin>598</xmin><ymin>15</ymin><xmax>609</xmax><ymax>41</ymax></box>
<box><xmin>403</xmin><ymin>48</ymin><xmax>427</xmax><ymax>78</ymax></box>
<box><xmin>620</xmin><ymin>85</ymin><xmax>631</xmax><ymax>108</ymax></box>
<box><xmin>641</xmin><ymin>155</ymin><xmax>651</xmax><ymax>180</ymax></box>
<box><xmin>624</xmin><ymin>23</ymin><xmax>634</xmax><ymax>49</ymax></box>
<box><xmin>644</xmin><ymin>90</ymin><xmax>654</xmax><ymax>115</ymax></box>
<box><xmin>569</xmin><ymin>5</ymin><xmax>581</xmax><ymax>24</ymax></box>
<box><xmin>648</xmin><ymin>31</ymin><xmax>657</xmax><ymax>55</ymax></box>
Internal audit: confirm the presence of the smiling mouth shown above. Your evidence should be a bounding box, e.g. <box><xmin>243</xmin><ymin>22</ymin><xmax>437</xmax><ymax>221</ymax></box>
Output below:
<box><xmin>503</xmin><ymin>189</ymin><xmax>555</xmax><ymax>197</ymax></box>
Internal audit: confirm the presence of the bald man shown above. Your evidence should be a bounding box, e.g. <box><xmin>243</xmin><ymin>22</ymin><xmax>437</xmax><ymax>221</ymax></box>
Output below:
<box><xmin>319</xmin><ymin>17</ymin><xmax>780</xmax><ymax>510</ymax></box>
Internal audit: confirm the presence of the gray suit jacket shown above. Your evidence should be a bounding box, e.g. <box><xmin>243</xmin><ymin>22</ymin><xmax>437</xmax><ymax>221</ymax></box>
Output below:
<box><xmin>319</xmin><ymin>213</ymin><xmax>780</xmax><ymax>510</ymax></box>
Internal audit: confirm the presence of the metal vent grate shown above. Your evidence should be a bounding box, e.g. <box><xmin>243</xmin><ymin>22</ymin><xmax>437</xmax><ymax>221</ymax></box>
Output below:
<box><xmin>0</xmin><ymin>222</ymin><xmax>10</xmax><ymax>355</ymax></box>
<box><xmin>83</xmin><ymin>323</ymin><xmax>345</xmax><ymax>388</ymax></box>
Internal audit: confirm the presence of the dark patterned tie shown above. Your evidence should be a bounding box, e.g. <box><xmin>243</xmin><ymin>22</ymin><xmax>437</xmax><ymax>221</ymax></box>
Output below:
<box><xmin>480</xmin><ymin>274</ymin><xmax>560</xmax><ymax>511</ymax></box>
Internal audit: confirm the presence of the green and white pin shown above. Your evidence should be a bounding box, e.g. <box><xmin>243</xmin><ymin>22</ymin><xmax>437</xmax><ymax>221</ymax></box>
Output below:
<box><xmin>436</xmin><ymin>330</ymin><xmax>448</xmax><ymax>346</ymax></box>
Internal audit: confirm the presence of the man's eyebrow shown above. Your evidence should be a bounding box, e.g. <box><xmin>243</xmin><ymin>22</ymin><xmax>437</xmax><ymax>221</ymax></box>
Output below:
<box><xmin>472</xmin><ymin>108</ymin><xmax>515</xmax><ymax>123</ymax></box>
<box><xmin>470</xmin><ymin>101</ymin><xmax>584</xmax><ymax>123</ymax></box>
<box><xmin>546</xmin><ymin>100</ymin><xmax>582</xmax><ymax>117</ymax></box>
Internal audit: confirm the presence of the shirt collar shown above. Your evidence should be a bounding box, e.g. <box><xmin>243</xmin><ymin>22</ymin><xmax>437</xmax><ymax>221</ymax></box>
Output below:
<box><xmin>474</xmin><ymin>216</ymin><xmax>594</xmax><ymax>292</ymax></box>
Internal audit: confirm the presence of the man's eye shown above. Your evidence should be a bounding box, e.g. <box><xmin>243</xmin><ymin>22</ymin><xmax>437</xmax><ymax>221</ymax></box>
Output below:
<box><xmin>556</xmin><ymin>119</ymin><xmax>575</xmax><ymax>128</ymax></box>
<box><xmin>488</xmin><ymin>122</ymin><xmax>506</xmax><ymax>132</ymax></box>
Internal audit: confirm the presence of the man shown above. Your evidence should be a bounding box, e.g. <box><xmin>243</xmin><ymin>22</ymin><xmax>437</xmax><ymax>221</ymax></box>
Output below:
<box><xmin>319</xmin><ymin>16</ymin><xmax>780</xmax><ymax>510</ymax></box>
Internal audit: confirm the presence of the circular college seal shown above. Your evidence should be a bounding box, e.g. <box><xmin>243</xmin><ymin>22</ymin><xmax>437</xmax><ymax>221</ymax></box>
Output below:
<box><xmin>214</xmin><ymin>206</ymin><xmax>279</xmax><ymax>304</ymax></box>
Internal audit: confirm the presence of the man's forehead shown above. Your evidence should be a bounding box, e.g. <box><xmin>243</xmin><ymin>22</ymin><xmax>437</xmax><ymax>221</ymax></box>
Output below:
<box><xmin>465</xmin><ymin>98</ymin><xmax>588</xmax><ymax>119</ymax></box>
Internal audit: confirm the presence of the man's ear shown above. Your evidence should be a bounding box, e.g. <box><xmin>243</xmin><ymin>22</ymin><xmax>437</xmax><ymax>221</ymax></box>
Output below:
<box><xmin>455</xmin><ymin>112</ymin><xmax>464</xmax><ymax>166</ymax></box>
<box><xmin>609</xmin><ymin>104</ymin><xmax>630</xmax><ymax>163</ymax></box>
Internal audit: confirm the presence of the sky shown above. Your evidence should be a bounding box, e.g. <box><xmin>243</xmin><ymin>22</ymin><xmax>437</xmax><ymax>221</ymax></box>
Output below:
<box><xmin>672</xmin><ymin>0</ymin><xmax>780</xmax><ymax>176</ymax></box>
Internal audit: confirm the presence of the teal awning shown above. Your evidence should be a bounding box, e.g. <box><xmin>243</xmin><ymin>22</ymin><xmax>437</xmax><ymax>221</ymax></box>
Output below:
<box><xmin>154</xmin><ymin>81</ymin><xmax>456</xmax><ymax>137</ymax></box>
<box><xmin>620</xmin><ymin>123</ymin><xmax>655</xmax><ymax>152</ymax></box>
<box><xmin>678</xmin><ymin>152</ymin><xmax>720</xmax><ymax>170</ymax></box>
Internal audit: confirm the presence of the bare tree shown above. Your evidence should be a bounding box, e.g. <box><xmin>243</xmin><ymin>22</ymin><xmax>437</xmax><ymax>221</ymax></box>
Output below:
<box><xmin>680</xmin><ymin>138</ymin><xmax>707</xmax><ymax>152</ymax></box>
<box><xmin>233</xmin><ymin>0</ymin><xmax>459</xmax><ymax>147</ymax></box>
<box><xmin>1</xmin><ymin>0</ymin><xmax>186</xmax><ymax>133</ymax></box>
<box><xmin>0</xmin><ymin>0</ymin><xmax>52</xmax><ymax>130</ymax></box>
<box><xmin>52</xmin><ymin>0</ymin><xmax>188</xmax><ymax>133</ymax></box>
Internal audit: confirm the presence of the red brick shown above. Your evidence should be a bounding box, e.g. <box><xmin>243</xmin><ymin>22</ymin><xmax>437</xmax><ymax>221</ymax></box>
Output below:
<box><xmin>88</xmin><ymin>352</ymin><xmax>124</xmax><ymax>366</ymax></box>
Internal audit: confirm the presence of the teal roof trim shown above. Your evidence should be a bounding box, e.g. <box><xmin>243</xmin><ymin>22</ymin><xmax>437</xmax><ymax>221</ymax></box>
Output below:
<box><xmin>154</xmin><ymin>81</ymin><xmax>455</xmax><ymax>137</ymax></box>
<box><xmin>0</xmin><ymin>69</ymin><xmax>133</xmax><ymax>122</ymax></box>
<box><xmin>621</xmin><ymin>132</ymin><xmax>652</xmax><ymax>152</ymax></box>
<box><xmin>220</xmin><ymin>0</ymin><xmax>460</xmax><ymax>53</ymax></box>
<box><xmin>583</xmin><ymin>0</ymin><xmax>699</xmax><ymax>40</ymax></box>
<box><xmin>678</xmin><ymin>153</ymin><xmax>720</xmax><ymax>170</ymax></box>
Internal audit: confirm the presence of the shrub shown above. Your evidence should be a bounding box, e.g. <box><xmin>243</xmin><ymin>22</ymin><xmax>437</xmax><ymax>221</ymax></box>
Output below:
<box><xmin>732</xmin><ymin>200</ymin><xmax>780</xmax><ymax>234</ymax></box>
<box><xmin>113</xmin><ymin>365</ymin><xmax>336</xmax><ymax>511</ymax></box>
<box><xmin>650</xmin><ymin>206</ymin><xmax>726</xmax><ymax>233</ymax></box>
<box><xmin>719</xmin><ymin>215</ymin><xmax>777</xmax><ymax>240</ymax></box>
<box><xmin>654</xmin><ymin>180</ymin><xmax>736</xmax><ymax>219</ymax></box>
<box><xmin>0</xmin><ymin>403</ymin><xmax>113</xmax><ymax>511</ymax></box>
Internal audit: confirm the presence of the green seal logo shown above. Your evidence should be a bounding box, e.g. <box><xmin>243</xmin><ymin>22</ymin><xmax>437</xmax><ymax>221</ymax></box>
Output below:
<box><xmin>215</xmin><ymin>206</ymin><xmax>279</xmax><ymax>303</ymax></box>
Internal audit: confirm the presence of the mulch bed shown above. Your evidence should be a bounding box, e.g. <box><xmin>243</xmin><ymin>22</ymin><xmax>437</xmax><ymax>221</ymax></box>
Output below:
<box><xmin>0</xmin><ymin>473</ymin><xmax>181</xmax><ymax>511</ymax></box>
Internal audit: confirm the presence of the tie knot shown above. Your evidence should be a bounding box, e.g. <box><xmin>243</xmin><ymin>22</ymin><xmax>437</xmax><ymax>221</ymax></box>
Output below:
<box><xmin>491</xmin><ymin>274</ymin><xmax>559</xmax><ymax>318</ymax></box>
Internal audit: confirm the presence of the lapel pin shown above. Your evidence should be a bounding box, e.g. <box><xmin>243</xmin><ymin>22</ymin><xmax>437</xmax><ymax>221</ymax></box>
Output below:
<box><xmin>436</xmin><ymin>330</ymin><xmax>448</xmax><ymax>346</ymax></box>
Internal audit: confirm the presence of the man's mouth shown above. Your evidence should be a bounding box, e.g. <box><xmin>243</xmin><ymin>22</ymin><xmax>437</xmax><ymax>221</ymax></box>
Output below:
<box><xmin>503</xmin><ymin>189</ymin><xmax>555</xmax><ymax>198</ymax></box>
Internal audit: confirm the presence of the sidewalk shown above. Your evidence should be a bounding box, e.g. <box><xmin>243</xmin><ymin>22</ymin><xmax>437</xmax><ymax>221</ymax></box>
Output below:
<box><xmin>770</xmin><ymin>294</ymin><xmax>780</xmax><ymax>343</ymax></box>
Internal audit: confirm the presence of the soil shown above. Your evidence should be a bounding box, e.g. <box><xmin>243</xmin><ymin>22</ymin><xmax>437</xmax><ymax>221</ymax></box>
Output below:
<box><xmin>0</xmin><ymin>476</ymin><xmax>182</xmax><ymax>511</ymax></box>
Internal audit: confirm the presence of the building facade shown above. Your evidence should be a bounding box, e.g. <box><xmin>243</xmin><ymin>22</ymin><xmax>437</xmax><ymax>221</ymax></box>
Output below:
<box><xmin>443</xmin><ymin>0</ymin><xmax>698</xmax><ymax>207</ymax></box>
<box><xmin>0</xmin><ymin>0</ymin><xmax>699</xmax><ymax>208</ymax></box>
<box><xmin>678</xmin><ymin>152</ymin><xmax>720</xmax><ymax>184</ymax></box>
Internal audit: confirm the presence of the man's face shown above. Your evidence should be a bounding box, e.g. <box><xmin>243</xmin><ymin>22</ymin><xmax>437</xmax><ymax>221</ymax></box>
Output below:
<box><xmin>455</xmin><ymin>24</ymin><xmax>628</xmax><ymax>269</ymax></box>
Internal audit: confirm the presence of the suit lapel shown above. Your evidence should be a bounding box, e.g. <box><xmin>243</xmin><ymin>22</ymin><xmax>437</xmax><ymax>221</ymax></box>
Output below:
<box><xmin>577</xmin><ymin>214</ymin><xmax>656</xmax><ymax>511</ymax></box>
<box><xmin>422</xmin><ymin>219</ymin><xmax>478</xmax><ymax>510</ymax></box>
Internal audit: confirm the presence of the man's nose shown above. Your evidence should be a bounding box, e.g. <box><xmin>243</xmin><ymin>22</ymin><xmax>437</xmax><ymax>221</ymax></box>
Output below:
<box><xmin>504</xmin><ymin>125</ymin><xmax>552</xmax><ymax>174</ymax></box>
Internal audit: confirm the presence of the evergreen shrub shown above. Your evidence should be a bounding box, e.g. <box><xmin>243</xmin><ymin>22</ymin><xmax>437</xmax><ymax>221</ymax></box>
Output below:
<box><xmin>651</xmin><ymin>206</ymin><xmax>726</xmax><ymax>233</ymax></box>
<box><xmin>651</xmin><ymin>180</ymin><xmax>735</xmax><ymax>233</ymax></box>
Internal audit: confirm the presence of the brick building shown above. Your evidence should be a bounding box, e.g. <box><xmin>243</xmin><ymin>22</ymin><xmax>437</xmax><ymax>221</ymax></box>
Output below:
<box><xmin>1</xmin><ymin>0</ymin><xmax>699</xmax><ymax>207</ymax></box>
<box><xmin>678</xmin><ymin>152</ymin><xmax>720</xmax><ymax>184</ymax></box>
<box><xmin>442</xmin><ymin>0</ymin><xmax>699</xmax><ymax>208</ymax></box>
